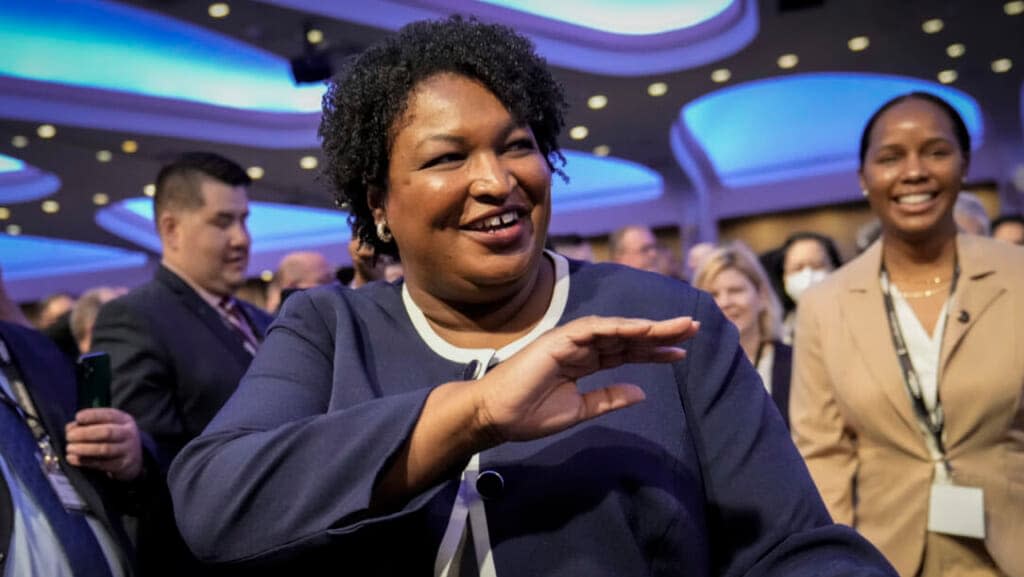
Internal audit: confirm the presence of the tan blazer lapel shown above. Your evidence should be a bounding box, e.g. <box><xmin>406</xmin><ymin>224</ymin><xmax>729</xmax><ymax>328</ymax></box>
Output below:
<box><xmin>840</xmin><ymin>242</ymin><xmax>922</xmax><ymax>436</ymax></box>
<box><xmin>941</xmin><ymin>235</ymin><xmax>1006</xmax><ymax>376</ymax></box>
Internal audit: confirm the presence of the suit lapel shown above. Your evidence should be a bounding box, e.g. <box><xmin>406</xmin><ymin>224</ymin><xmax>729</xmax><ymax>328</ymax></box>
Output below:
<box><xmin>940</xmin><ymin>235</ymin><xmax>1006</xmax><ymax>375</ymax></box>
<box><xmin>156</xmin><ymin>266</ymin><xmax>253</xmax><ymax>366</ymax></box>
<box><xmin>839</xmin><ymin>243</ymin><xmax>922</xmax><ymax>435</ymax></box>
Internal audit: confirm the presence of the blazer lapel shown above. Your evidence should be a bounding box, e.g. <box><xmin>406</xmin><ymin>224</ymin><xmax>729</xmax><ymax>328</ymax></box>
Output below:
<box><xmin>156</xmin><ymin>266</ymin><xmax>253</xmax><ymax>365</ymax></box>
<box><xmin>839</xmin><ymin>242</ymin><xmax>922</xmax><ymax>436</ymax></box>
<box><xmin>940</xmin><ymin>235</ymin><xmax>1006</xmax><ymax>375</ymax></box>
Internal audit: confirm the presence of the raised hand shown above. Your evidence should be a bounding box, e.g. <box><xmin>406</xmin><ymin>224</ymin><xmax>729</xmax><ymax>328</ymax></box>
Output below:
<box><xmin>65</xmin><ymin>408</ymin><xmax>144</xmax><ymax>481</ymax></box>
<box><xmin>473</xmin><ymin>315</ymin><xmax>698</xmax><ymax>443</ymax></box>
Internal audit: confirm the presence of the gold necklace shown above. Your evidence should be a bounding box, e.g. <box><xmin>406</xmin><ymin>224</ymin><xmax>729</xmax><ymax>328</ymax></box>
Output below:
<box><xmin>893</xmin><ymin>277</ymin><xmax>950</xmax><ymax>299</ymax></box>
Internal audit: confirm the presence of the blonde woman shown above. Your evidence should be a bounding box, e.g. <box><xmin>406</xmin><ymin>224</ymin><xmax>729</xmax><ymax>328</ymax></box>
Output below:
<box><xmin>694</xmin><ymin>242</ymin><xmax>791</xmax><ymax>427</ymax></box>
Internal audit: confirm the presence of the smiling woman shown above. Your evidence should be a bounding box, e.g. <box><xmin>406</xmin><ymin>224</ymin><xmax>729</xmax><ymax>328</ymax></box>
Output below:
<box><xmin>791</xmin><ymin>92</ymin><xmax>1024</xmax><ymax>577</ymax></box>
<box><xmin>168</xmin><ymin>16</ymin><xmax>897</xmax><ymax>576</ymax></box>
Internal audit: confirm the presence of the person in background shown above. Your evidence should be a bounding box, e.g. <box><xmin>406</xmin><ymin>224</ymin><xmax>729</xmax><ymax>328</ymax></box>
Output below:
<box><xmin>265</xmin><ymin>250</ymin><xmax>336</xmax><ymax>312</ymax></box>
<box><xmin>90</xmin><ymin>151</ymin><xmax>274</xmax><ymax>575</ymax></box>
<box><xmin>69</xmin><ymin>286</ymin><xmax>128</xmax><ymax>354</ymax></box>
<box><xmin>693</xmin><ymin>242</ymin><xmax>792</xmax><ymax>427</ymax></box>
<box><xmin>792</xmin><ymin>92</ymin><xmax>1024</xmax><ymax>576</ymax></box>
<box><xmin>32</xmin><ymin>292</ymin><xmax>75</xmax><ymax>330</ymax></box>
<box><xmin>0</xmin><ymin>320</ymin><xmax>141</xmax><ymax>577</ymax></box>
<box><xmin>952</xmin><ymin>191</ymin><xmax>990</xmax><ymax>235</ymax></box>
<box><xmin>990</xmin><ymin>214</ymin><xmax>1024</xmax><ymax>245</ymax></box>
<box><xmin>608</xmin><ymin>224</ymin><xmax>660</xmax><ymax>272</ymax></box>
<box><xmin>548</xmin><ymin>233</ymin><xmax>594</xmax><ymax>262</ymax></box>
<box><xmin>685</xmin><ymin>241</ymin><xmax>716</xmax><ymax>281</ymax></box>
<box><xmin>169</xmin><ymin>17</ymin><xmax>895</xmax><ymax>576</ymax></box>
<box><xmin>771</xmin><ymin>232</ymin><xmax>843</xmax><ymax>344</ymax></box>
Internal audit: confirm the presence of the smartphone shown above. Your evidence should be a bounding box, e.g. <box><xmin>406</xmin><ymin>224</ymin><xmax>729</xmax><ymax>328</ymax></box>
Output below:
<box><xmin>76</xmin><ymin>351</ymin><xmax>112</xmax><ymax>409</ymax></box>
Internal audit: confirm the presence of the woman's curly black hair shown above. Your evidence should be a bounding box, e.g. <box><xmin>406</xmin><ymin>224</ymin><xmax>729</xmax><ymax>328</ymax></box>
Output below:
<box><xmin>319</xmin><ymin>16</ymin><xmax>568</xmax><ymax>258</ymax></box>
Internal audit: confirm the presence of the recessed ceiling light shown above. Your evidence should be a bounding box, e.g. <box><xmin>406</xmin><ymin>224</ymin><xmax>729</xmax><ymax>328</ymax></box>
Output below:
<box><xmin>41</xmin><ymin>200</ymin><xmax>60</xmax><ymax>214</ymax></box>
<box><xmin>143</xmin><ymin>183</ymin><xmax>156</xmax><ymax>197</ymax></box>
<box><xmin>121</xmin><ymin>140</ymin><xmax>138</xmax><ymax>154</ymax></box>
<box><xmin>592</xmin><ymin>145</ymin><xmax>611</xmax><ymax>157</ymax></box>
<box><xmin>208</xmin><ymin>3</ymin><xmax>230</xmax><ymax>19</ymax></box>
<box><xmin>777</xmin><ymin>54</ymin><xmax>799</xmax><ymax>69</ymax></box>
<box><xmin>1005</xmin><ymin>1</ymin><xmax>1024</xmax><ymax>15</ymax></box>
<box><xmin>5</xmin><ymin>224</ymin><xmax>21</xmax><ymax>236</ymax></box>
<box><xmin>96</xmin><ymin>150</ymin><xmax>113</xmax><ymax>163</ymax></box>
<box><xmin>647</xmin><ymin>82</ymin><xmax>668</xmax><ymax>97</ymax></box>
<box><xmin>260</xmin><ymin>270</ymin><xmax>274</xmax><ymax>282</ymax></box>
<box><xmin>37</xmin><ymin>124</ymin><xmax>56</xmax><ymax>139</ymax></box>
<box><xmin>946</xmin><ymin>43</ymin><xmax>965</xmax><ymax>58</ymax></box>
<box><xmin>569</xmin><ymin>126</ymin><xmax>589</xmax><ymax>140</ymax></box>
<box><xmin>848</xmin><ymin>36</ymin><xmax>870</xmax><ymax>52</ymax></box>
<box><xmin>922</xmin><ymin>18</ymin><xmax>944</xmax><ymax>34</ymax></box>
<box><xmin>587</xmin><ymin>94</ymin><xmax>608</xmax><ymax>110</ymax></box>
<box><xmin>11</xmin><ymin>136</ymin><xmax>28</xmax><ymax>148</ymax></box>
<box><xmin>710</xmin><ymin>68</ymin><xmax>731</xmax><ymax>83</ymax></box>
<box><xmin>247</xmin><ymin>166</ymin><xmax>265</xmax><ymax>180</ymax></box>
<box><xmin>306</xmin><ymin>29</ymin><xmax>324</xmax><ymax>44</ymax></box>
<box><xmin>92</xmin><ymin>193</ymin><xmax>110</xmax><ymax>206</ymax></box>
<box><xmin>0</xmin><ymin>208</ymin><xmax>9</xmax><ymax>220</ymax></box>
<box><xmin>299</xmin><ymin>156</ymin><xmax>318</xmax><ymax>170</ymax></box>
<box><xmin>992</xmin><ymin>58</ymin><xmax>1013</xmax><ymax>73</ymax></box>
<box><xmin>937</xmin><ymin>69</ymin><xmax>958</xmax><ymax>84</ymax></box>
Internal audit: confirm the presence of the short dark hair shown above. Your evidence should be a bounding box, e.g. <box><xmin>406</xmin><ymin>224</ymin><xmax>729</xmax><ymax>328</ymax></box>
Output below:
<box><xmin>319</xmin><ymin>16</ymin><xmax>568</xmax><ymax>258</ymax></box>
<box><xmin>859</xmin><ymin>91</ymin><xmax>971</xmax><ymax>170</ymax></box>
<box><xmin>154</xmin><ymin>151</ymin><xmax>251</xmax><ymax>223</ymax></box>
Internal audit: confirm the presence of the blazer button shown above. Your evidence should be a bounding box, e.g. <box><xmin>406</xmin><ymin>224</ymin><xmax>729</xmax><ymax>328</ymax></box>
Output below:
<box><xmin>476</xmin><ymin>470</ymin><xmax>504</xmax><ymax>500</ymax></box>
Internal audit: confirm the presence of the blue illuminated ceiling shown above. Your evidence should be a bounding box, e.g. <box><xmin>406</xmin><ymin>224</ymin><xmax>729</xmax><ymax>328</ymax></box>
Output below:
<box><xmin>555</xmin><ymin>151</ymin><xmax>662</xmax><ymax>212</ymax></box>
<box><xmin>0</xmin><ymin>235</ymin><xmax>146</xmax><ymax>281</ymax></box>
<box><xmin>263</xmin><ymin>0</ymin><xmax>758</xmax><ymax>75</ymax></box>
<box><xmin>477</xmin><ymin>0</ymin><xmax>733</xmax><ymax>35</ymax></box>
<box><xmin>0</xmin><ymin>154</ymin><xmax>61</xmax><ymax>204</ymax></box>
<box><xmin>96</xmin><ymin>199</ymin><xmax>352</xmax><ymax>272</ymax></box>
<box><xmin>673</xmin><ymin>73</ymin><xmax>985</xmax><ymax>189</ymax></box>
<box><xmin>0</xmin><ymin>0</ymin><xmax>323</xmax><ymax>113</ymax></box>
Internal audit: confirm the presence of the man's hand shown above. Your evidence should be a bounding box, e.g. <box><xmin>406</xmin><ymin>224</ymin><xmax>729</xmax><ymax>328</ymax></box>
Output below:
<box><xmin>65</xmin><ymin>408</ymin><xmax>143</xmax><ymax>481</ymax></box>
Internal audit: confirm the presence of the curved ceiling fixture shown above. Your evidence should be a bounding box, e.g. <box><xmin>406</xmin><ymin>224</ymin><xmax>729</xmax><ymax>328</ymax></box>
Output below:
<box><xmin>553</xmin><ymin>150</ymin><xmax>663</xmax><ymax>212</ymax></box>
<box><xmin>672</xmin><ymin>72</ymin><xmax>984</xmax><ymax>191</ymax></box>
<box><xmin>0</xmin><ymin>0</ymin><xmax>323</xmax><ymax>147</ymax></box>
<box><xmin>96</xmin><ymin>198</ymin><xmax>352</xmax><ymax>273</ymax></box>
<box><xmin>0</xmin><ymin>153</ymin><xmax>61</xmax><ymax>204</ymax></box>
<box><xmin>262</xmin><ymin>0</ymin><xmax>758</xmax><ymax>76</ymax></box>
<box><xmin>0</xmin><ymin>235</ymin><xmax>147</xmax><ymax>281</ymax></box>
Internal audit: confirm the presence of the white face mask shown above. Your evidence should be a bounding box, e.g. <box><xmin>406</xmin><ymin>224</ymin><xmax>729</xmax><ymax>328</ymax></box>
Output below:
<box><xmin>784</xmin><ymin>267</ymin><xmax>829</xmax><ymax>302</ymax></box>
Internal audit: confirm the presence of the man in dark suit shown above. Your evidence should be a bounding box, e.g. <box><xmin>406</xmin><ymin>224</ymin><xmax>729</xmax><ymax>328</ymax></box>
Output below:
<box><xmin>0</xmin><ymin>320</ymin><xmax>140</xmax><ymax>576</ymax></box>
<box><xmin>90</xmin><ymin>152</ymin><xmax>273</xmax><ymax>574</ymax></box>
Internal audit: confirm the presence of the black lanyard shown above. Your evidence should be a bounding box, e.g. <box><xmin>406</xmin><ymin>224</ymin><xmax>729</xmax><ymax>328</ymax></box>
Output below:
<box><xmin>879</xmin><ymin>261</ymin><xmax>960</xmax><ymax>468</ymax></box>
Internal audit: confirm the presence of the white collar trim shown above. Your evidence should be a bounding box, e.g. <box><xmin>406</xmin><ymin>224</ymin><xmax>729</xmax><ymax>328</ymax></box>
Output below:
<box><xmin>402</xmin><ymin>250</ymin><xmax>570</xmax><ymax>364</ymax></box>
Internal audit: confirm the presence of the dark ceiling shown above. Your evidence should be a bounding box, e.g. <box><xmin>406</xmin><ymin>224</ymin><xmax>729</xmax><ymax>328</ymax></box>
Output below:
<box><xmin>1</xmin><ymin>0</ymin><xmax>1022</xmax><ymax>256</ymax></box>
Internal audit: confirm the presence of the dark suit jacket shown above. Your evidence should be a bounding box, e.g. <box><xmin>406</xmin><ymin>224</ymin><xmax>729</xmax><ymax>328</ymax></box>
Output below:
<box><xmin>770</xmin><ymin>341</ymin><xmax>793</xmax><ymax>429</ymax></box>
<box><xmin>91</xmin><ymin>265</ymin><xmax>272</xmax><ymax>474</ymax></box>
<box><xmin>90</xmin><ymin>265</ymin><xmax>272</xmax><ymax>575</ymax></box>
<box><xmin>0</xmin><ymin>321</ymin><xmax>136</xmax><ymax>575</ymax></box>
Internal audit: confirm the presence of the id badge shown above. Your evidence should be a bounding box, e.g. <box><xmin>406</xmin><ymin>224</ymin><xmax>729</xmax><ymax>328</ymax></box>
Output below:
<box><xmin>927</xmin><ymin>483</ymin><xmax>985</xmax><ymax>539</ymax></box>
<box><xmin>45</xmin><ymin>468</ymin><xmax>88</xmax><ymax>511</ymax></box>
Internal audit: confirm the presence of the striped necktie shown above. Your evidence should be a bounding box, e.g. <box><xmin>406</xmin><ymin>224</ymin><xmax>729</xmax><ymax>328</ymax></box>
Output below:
<box><xmin>217</xmin><ymin>297</ymin><xmax>260</xmax><ymax>355</ymax></box>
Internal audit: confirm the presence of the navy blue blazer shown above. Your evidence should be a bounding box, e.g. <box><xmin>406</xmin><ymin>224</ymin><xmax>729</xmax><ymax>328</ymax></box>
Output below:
<box><xmin>170</xmin><ymin>260</ymin><xmax>894</xmax><ymax>576</ymax></box>
<box><xmin>0</xmin><ymin>321</ymin><xmax>136</xmax><ymax>574</ymax></box>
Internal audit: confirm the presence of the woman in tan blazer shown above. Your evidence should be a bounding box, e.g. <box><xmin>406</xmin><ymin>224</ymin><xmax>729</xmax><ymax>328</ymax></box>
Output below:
<box><xmin>791</xmin><ymin>92</ymin><xmax>1024</xmax><ymax>577</ymax></box>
